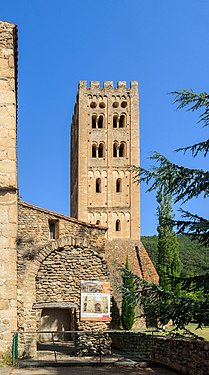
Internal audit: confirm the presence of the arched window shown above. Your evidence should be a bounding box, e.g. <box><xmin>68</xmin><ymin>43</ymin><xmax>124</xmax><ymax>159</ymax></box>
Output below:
<box><xmin>116</xmin><ymin>219</ymin><xmax>121</xmax><ymax>231</ymax></box>
<box><xmin>119</xmin><ymin>142</ymin><xmax>126</xmax><ymax>157</ymax></box>
<box><xmin>96</xmin><ymin>220</ymin><xmax>101</xmax><ymax>225</ymax></box>
<box><xmin>113</xmin><ymin>115</ymin><xmax>117</xmax><ymax>128</ymax></box>
<box><xmin>98</xmin><ymin>115</ymin><xmax>103</xmax><ymax>128</ymax></box>
<box><xmin>92</xmin><ymin>115</ymin><xmax>97</xmax><ymax>128</ymax></box>
<box><xmin>96</xmin><ymin>178</ymin><xmax>101</xmax><ymax>193</ymax></box>
<box><xmin>113</xmin><ymin>142</ymin><xmax>118</xmax><ymax>157</ymax></box>
<box><xmin>116</xmin><ymin>178</ymin><xmax>122</xmax><ymax>192</ymax></box>
<box><xmin>98</xmin><ymin>143</ymin><xmax>104</xmax><ymax>158</ymax></box>
<box><xmin>92</xmin><ymin>144</ymin><xmax>97</xmax><ymax>158</ymax></box>
<box><xmin>119</xmin><ymin>114</ymin><xmax>125</xmax><ymax>128</ymax></box>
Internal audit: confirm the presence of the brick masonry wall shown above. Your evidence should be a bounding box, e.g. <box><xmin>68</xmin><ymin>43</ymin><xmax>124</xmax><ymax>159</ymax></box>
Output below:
<box><xmin>0</xmin><ymin>21</ymin><xmax>18</xmax><ymax>355</ymax></box>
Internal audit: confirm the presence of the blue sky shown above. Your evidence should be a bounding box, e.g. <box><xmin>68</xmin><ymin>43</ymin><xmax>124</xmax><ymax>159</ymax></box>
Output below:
<box><xmin>1</xmin><ymin>0</ymin><xmax>209</xmax><ymax>235</ymax></box>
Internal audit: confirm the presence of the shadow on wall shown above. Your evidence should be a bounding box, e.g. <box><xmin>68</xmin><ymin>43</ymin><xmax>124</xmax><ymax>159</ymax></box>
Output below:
<box><xmin>38</xmin><ymin>308</ymin><xmax>74</xmax><ymax>342</ymax></box>
<box><xmin>110</xmin><ymin>297</ymin><xmax>121</xmax><ymax>329</ymax></box>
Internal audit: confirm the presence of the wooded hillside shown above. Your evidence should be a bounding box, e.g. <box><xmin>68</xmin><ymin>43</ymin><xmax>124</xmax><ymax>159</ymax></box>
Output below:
<box><xmin>142</xmin><ymin>235</ymin><xmax>209</xmax><ymax>277</ymax></box>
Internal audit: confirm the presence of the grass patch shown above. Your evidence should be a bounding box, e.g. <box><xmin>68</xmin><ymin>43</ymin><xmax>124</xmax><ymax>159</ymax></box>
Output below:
<box><xmin>138</xmin><ymin>323</ymin><xmax>209</xmax><ymax>341</ymax></box>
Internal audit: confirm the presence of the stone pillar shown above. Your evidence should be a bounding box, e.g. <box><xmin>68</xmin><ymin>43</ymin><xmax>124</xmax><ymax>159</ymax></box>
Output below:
<box><xmin>0</xmin><ymin>21</ymin><xmax>18</xmax><ymax>355</ymax></box>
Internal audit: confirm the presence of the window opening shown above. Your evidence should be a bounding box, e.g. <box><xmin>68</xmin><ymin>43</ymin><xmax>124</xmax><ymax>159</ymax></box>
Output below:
<box><xmin>98</xmin><ymin>115</ymin><xmax>103</xmax><ymax>128</ymax></box>
<box><xmin>121</xmin><ymin>101</ymin><xmax>127</xmax><ymax>108</ymax></box>
<box><xmin>90</xmin><ymin>101</ymin><xmax>97</xmax><ymax>108</ymax></box>
<box><xmin>119</xmin><ymin>143</ymin><xmax>126</xmax><ymax>157</ymax></box>
<box><xmin>113</xmin><ymin>101</ymin><xmax>119</xmax><ymax>108</ymax></box>
<box><xmin>119</xmin><ymin>114</ymin><xmax>125</xmax><ymax>128</ymax></box>
<box><xmin>92</xmin><ymin>115</ymin><xmax>97</xmax><ymax>128</ymax></box>
<box><xmin>49</xmin><ymin>220</ymin><xmax>59</xmax><ymax>240</ymax></box>
<box><xmin>92</xmin><ymin>144</ymin><xmax>97</xmax><ymax>158</ymax></box>
<box><xmin>96</xmin><ymin>178</ymin><xmax>101</xmax><ymax>193</ymax></box>
<box><xmin>113</xmin><ymin>143</ymin><xmax>117</xmax><ymax>157</ymax></box>
<box><xmin>96</xmin><ymin>220</ymin><xmax>101</xmax><ymax>225</ymax></box>
<box><xmin>116</xmin><ymin>219</ymin><xmax>121</xmax><ymax>231</ymax></box>
<box><xmin>113</xmin><ymin>115</ymin><xmax>117</xmax><ymax>128</ymax></box>
<box><xmin>116</xmin><ymin>178</ymin><xmax>122</xmax><ymax>192</ymax></box>
<box><xmin>98</xmin><ymin>143</ymin><xmax>104</xmax><ymax>158</ymax></box>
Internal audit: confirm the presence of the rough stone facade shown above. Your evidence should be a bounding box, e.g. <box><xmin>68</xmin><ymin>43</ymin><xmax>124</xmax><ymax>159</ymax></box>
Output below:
<box><xmin>70</xmin><ymin>81</ymin><xmax>140</xmax><ymax>241</ymax></box>
<box><xmin>17</xmin><ymin>202</ymin><xmax>110</xmax><ymax>356</ymax></box>
<box><xmin>0</xmin><ymin>21</ymin><xmax>18</xmax><ymax>354</ymax></box>
<box><xmin>111</xmin><ymin>332</ymin><xmax>209</xmax><ymax>375</ymax></box>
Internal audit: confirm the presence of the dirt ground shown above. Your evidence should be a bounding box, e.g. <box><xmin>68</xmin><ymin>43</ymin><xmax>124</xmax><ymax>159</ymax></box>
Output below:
<box><xmin>9</xmin><ymin>365</ymin><xmax>179</xmax><ymax>375</ymax></box>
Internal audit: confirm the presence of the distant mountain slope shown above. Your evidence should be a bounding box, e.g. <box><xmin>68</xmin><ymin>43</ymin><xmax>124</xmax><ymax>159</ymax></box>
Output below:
<box><xmin>141</xmin><ymin>235</ymin><xmax>209</xmax><ymax>277</ymax></box>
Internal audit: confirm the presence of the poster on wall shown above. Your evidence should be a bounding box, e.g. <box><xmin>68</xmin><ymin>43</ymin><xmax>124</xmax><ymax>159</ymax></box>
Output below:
<box><xmin>80</xmin><ymin>280</ymin><xmax>111</xmax><ymax>321</ymax></box>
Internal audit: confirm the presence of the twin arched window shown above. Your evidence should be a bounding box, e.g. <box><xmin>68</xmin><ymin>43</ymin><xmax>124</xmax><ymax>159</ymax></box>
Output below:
<box><xmin>113</xmin><ymin>114</ymin><xmax>126</xmax><ymax>128</ymax></box>
<box><xmin>113</xmin><ymin>142</ymin><xmax>126</xmax><ymax>157</ymax></box>
<box><xmin>92</xmin><ymin>143</ymin><xmax>105</xmax><ymax>158</ymax></box>
<box><xmin>92</xmin><ymin>114</ymin><xmax>104</xmax><ymax>129</ymax></box>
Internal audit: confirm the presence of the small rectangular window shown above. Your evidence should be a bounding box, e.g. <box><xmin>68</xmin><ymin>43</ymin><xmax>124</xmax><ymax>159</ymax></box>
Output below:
<box><xmin>49</xmin><ymin>220</ymin><xmax>59</xmax><ymax>240</ymax></box>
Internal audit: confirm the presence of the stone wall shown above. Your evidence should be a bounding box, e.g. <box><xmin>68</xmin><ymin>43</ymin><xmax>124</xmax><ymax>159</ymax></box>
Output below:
<box><xmin>153</xmin><ymin>336</ymin><xmax>209</xmax><ymax>375</ymax></box>
<box><xmin>0</xmin><ymin>21</ymin><xmax>18</xmax><ymax>355</ymax></box>
<box><xmin>17</xmin><ymin>202</ymin><xmax>111</xmax><ymax>356</ymax></box>
<box><xmin>111</xmin><ymin>332</ymin><xmax>209</xmax><ymax>375</ymax></box>
<box><xmin>18</xmin><ymin>201</ymin><xmax>106</xmax><ymax>250</ymax></box>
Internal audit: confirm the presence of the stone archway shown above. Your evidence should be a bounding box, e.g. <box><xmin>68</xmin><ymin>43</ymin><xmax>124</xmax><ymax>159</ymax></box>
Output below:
<box><xmin>17</xmin><ymin>235</ymin><xmax>109</xmax><ymax>357</ymax></box>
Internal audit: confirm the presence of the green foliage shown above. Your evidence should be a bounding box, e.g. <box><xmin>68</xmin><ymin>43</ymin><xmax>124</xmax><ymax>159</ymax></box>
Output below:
<box><xmin>132</xmin><ymin>89</ymin><xmax>209</xmax><ymax>328</ymax></box>
<box><xmin>121</xmin><ymin>268</ymin><xmax>209</xmax><ymax>330</ymax></box>
<box><xmin>131</xmin><ymin>89</ymin><xmax>209</xmax><ymax>246</ymax></box>
<box><xmin>141</xmin><ymin>235</ymin><xmax>209</xmax><ymax>277</ymax></box>
<box><xmin>0</xmin><ymin>348</ymin><xmax>12</xmax><ymax>367</ymax></box>
<box><xmin>156</xmin><ymin>185</ymin><xmax>181</xmax><ymax>290</ymax></box>
<box><xmin>121</xmin><ymin>256</ymin><xmax>135</xmax><ymax>330</ymax></box>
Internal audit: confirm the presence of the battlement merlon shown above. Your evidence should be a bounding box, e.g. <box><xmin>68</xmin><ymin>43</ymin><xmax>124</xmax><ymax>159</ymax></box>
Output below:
<box><xmin>78</xmin><ymin>80</ymin><xmax>138</xmax><ymax>92</ymax></box>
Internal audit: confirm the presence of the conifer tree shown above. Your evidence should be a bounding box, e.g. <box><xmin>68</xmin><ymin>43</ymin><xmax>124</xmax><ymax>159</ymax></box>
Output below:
<box><xmin>121</xmin><ymin>256</ymin><xmax>135</xmax><ymax>330</ymax></box>
<box><xmin>128</xmin><ymin>89</ymin><xmax>209</xmax><ymax>328</ymax></box>
<box><xmin>156</xmin><ymin>185</ymin><xmax>181</xmax><ymax>291</ymax></box>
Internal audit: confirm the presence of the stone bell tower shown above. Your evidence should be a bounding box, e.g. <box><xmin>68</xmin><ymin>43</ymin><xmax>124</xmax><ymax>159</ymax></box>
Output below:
<box><xmin>70</xmin><ymin>81</ymin><xmax>140</xmax><ymax>240</ymax></box>
<box><xmin>0</xmin><ymin>21</ymin><xmax>18</xmax><ymax>353</ymax></box>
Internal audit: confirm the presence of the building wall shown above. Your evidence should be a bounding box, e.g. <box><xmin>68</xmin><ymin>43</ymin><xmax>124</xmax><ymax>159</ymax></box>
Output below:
<box><xmin>70</xmin><ymin>81</ymin><xmax>140</xmax><ymax>240</ymax></box>
<box><xmin>18</xmin><ymin>201</ymin><xmax>106</xmax><ymax>249</ymax></box>
<box><xmin>17</xmin><ymin>203</ymin><xmax>110</xmax><ymax>356</ymax></box>
<box><xmin>0</xmin><ymin>21</ymin><xmax>18</xmax><ymax>354</ymax></box>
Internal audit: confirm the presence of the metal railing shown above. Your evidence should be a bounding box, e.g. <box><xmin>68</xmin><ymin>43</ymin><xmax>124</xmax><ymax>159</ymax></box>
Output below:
<box><xmin>12</xmin><ymin>329</ymin><xmax>154</xmax><ymax>366</ymax></box>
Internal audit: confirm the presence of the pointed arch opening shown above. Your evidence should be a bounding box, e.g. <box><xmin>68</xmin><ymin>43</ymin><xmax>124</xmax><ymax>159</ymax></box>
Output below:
<box><xmin>98</xmin><ymin>143</ymin><xmax>104</xmax><ymax>158</ymax></box>
<box><xmin>116</xmin><ymin>219</ymin><xmax>121</xmax><ymax>231</ymax></box>
<box><xmin>119</xmin><ymin>142</ymin><xmax>126</xmax><ymax>157</ymax></box>
<box><xmin>96</xmin><ymin>178</ymin><xmax>101</xmax><ymax>193</ymax></box>
<box><xmin>92</xmin><ymin>144</ymin><xmax>97</xmax><ymax>158</ymax></box>
<box><xmin>116</xmin><ymin>178</ymin><xmax>122</xmax><ymax>192</ymax></box>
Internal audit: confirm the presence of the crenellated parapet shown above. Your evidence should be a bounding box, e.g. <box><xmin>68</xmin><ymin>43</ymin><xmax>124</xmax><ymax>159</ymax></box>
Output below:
<box><xmin>79</xmin><ymin>80</ymin><xmax>138</xmax><ymax>91</ymax></box>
